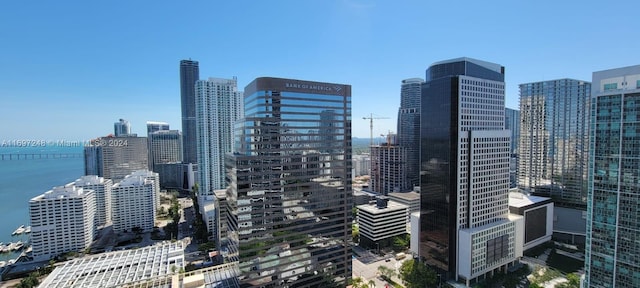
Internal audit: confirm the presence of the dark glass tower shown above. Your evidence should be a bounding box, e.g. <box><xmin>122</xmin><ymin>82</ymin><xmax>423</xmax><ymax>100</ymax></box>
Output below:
<box><xmin>180</xmin><ymin>59</ymin><xmax>200</xmax><ymax>164</ymax></box>
<box><xmin>397</xmin><ymin>78</ymin><xmax>424</xmax><ymax>189</ymax></box>
<box><xmin>226</xmin><ymin>77</ymin><xmax>352</xmax><ymax>287</ymax></box>
<box><xmin>420</xmin><ymin>58</ymin><xmax>513</xmax><ymax>282</ymax></box>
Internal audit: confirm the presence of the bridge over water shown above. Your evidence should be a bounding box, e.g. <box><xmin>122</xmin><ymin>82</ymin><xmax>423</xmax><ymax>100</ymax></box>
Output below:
<box><xmin>0</xmin><ymin>153</ymin><xmax>83</xmax><ymax>160</ymax></box>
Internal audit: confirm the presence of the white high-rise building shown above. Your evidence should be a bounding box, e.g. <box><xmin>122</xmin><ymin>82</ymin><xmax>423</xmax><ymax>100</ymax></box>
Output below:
<box><xmin>111</xmin><ymin>172</ymin><xmax>157</xmax><ymax>233</ymax></box>
<box><xmin>195</xmin><ymin>77</ymin><xmax>243</xmax><ymax>195</ymax></box>
<box><xmin>73</xmin><ymin>175</ymin><xmax>113</xmax><ymax>226</ymax></box>
<box><xmin>29</xmin><ymin>185</ymin><xmax>96</xmax><ymax>261</ymax></box>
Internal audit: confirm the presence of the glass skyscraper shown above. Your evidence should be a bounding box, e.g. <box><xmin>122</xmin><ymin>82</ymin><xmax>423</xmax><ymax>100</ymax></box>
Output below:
<box><xmin>226</xmin><ymin>77</ymin><xmax>352</xmax><ymax>287</ymax></box>
<box><xmin>397</xmin><ymin>78</ymin><xmax>424</xmax><ymax>189</ymax></box>
<box><xmin>180</xmin><ymin>59</ymin><xmax>200</xmax><ymax>164</ymax></box>
<box><xmin>585</xmin><ymin>65</ymin><xmax>640</xmax><ymax>287</ymax></box>
<box><xmin>518</xmin><ymin>79</ymin><xmax>591</xmax><ymax>208</ymax></box>
<box><xmin>504</xmin><ymin>108</ymin><xmax>520</xmax><ymax>154</ymax></box>
<box><xmin>420</xmin><ymin>58</ymin><xmax>522</xmax><ymax>285</ymax></box>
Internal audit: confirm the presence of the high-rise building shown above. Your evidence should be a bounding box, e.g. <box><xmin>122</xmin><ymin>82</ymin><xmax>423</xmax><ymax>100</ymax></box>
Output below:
<box><xmin>505</xmin><ymin>108</ymin><xmax>520</xmax><ymax>188</ymax></box>
<box><xmin>148</xmin><ymin>130</ymin><xmax>183</xmax><ymax>171</ymax></box>
<box><xmin>504</xmin><ymin>108</ymin><xmax>520</xmax><ymax>154</ymax></box>
<box><xmin>226</xmin><ymin>77</ymin><xmax>352</xmax><ymax>287</ymax></box>
<box><xmin>370</xmin><ymin>133</ymin><xmax>409</xmax><ymax>194</ymax></box>
<box><xmin>29</xmin><ymin>185</ymin><xmax>96</xmax><ymax>261</ymax></box>
<box><xmin>518</xmin><ymin>79</ymin><xmax>591</xmax><ymax>207</ymax></box>
<box><xmin>114</xmin><ymin>118</ymin><xmax>132</xmax><ymax>136</ymax></box>
<box><xmin>419</xmin><ymin>58</ymin><xmax>523</xmax><ymax>285</ymax></box>
<box><xmin>146</xmin><ymin>121</ymin><xmax>170</xmax><ymax>135</ymax></box>
<box><xmin>83</xmin><ymin>136</ymin><xmax>149</xmax><ymax>181</ymax></box>
<box><xmin>180</xmin><ymin>59</ymin><xmax>200</xmax><ymax>164</ymax></box>
<box><xmin>518</xmin><ymin>79</ymin><xmax>591</xmax><ymax>244</ymax></box>
<box><xmin>397</xmin><ymin>78</ymin><xmax>424</xmax><ymax>189</ymax></box>
<box><xmin>111</xmin><ymin>171</ymin><xmax>158</xmax><ymax>233</ymax></box>
<box><xmin>585</xmin><ymin>65</ymin><xmax>640</xmax><ymax>287</ymax></box>
<box><xmin>73</xmin><ymin>175</ymin><xmax>113</xmax><ymax>227</ymax></box>
<box><xmin>195</xmin><ymin>77</ymin><xmax>243</xmax><ymax>196</ymax></box>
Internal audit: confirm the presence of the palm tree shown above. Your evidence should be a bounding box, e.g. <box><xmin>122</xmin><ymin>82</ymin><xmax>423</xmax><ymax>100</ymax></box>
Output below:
<box><xmin>368</xmin><ymin>279</ymin><xmax>376</xmax><ymax>288</ymax></box>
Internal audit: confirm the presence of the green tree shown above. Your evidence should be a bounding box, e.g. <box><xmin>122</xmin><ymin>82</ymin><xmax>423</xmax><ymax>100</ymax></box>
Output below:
<box><xmin>392</xmin><ymin>234</ymin><xmax>409</xmax><ymax>251</ymax></box>
<box><xmin>556</xmin><ymin>273</ymin><xmax>580</xmax><ymax>288</ymax></box>
<box><xmin>399</xmin><ymin>259</ymin><xmax>437</xmax><ymax>288</ymax></box>
<box><xmin>377</xmin><ymin>265</ymin><xmax>396</xmax><ymax>281</ymax></box>
<box><xmin>352</xmin><ymin>224</ymin><xmax>360</xmax><ymax>243</ymax></box>
<box><xmin>368</xmin><ymin>279</ymin><xmax>376</xmax><ymax>288</ymax></box>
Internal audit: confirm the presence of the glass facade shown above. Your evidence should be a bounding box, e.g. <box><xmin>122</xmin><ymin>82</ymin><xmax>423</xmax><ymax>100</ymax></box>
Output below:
<box><xmin>397</xmin><ymin>78</ymin><xmax>424</xmax><ymax>189</ymax></box>
<box><xmin>226</xmin><ymin>77</ymin><xmax>352</xmax><ymax>287</ymax></box>
<box><xmin>586</xmin><ymin>66</ymin><xmax>640</xmax><ymax>287</ymax></box>
<box><xmin>518</xmin><ymin>79</ymin><xmax>591</xmax><ymax>209</ymax></box>
<box><xmin>180</xmin><ymin>59</ymin><xmax>200</xmax><ymax>164</ymax></box>
<box><xmin>420</xmin><ymin>58</ymin><xmax>508</xmax><ymax>280</ymax></box>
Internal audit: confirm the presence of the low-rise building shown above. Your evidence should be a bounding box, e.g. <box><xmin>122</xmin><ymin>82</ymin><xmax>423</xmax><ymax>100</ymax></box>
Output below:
<box><xmin>39</xmin><ymin>241</ymin><xmax>185</xmax><ymax>287</ymax></box>
<box><xmin>357</xmin><ymin>197</ymin><xmax>408</xmax><ymax>249</ymax></box>
<box><xmin>508</xmin><ymin>191</ymin><xmax>553</xmax><ymax>250</ymax></box>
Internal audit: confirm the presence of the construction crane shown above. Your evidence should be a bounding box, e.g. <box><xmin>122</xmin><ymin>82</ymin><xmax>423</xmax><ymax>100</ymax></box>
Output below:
<box><xmin>362</xmin><ymin>113</ymin><xmax>389</xmax><ymax>149</ymax></box>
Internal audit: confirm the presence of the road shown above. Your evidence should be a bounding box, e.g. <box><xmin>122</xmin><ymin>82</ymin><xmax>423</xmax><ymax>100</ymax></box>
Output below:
<box><xmin>353</xmin><ymin>253</ymin><xmax>407</xmax><ymax>287</ymax></box>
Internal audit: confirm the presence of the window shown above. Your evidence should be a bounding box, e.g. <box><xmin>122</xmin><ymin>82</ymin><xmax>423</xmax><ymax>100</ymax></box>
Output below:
<box><xmin>604</xmin><ymin>83</ymin><xmax>618</xmax><ymax>91</ymax></box>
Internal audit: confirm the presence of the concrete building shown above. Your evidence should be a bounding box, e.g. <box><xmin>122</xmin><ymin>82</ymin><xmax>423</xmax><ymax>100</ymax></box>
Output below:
<box><xmin>357</xmin><ymin>198</ymin><xmax>408</xmax><ymax>249</ymax></box>
<box><xmin>507</xmin><ymin>191</ymin><xmax>553</xmax><ymax>251</ymax></box>
<box><xmin>195</xmin><ymin>77</ymin><xmax>243</xmax><ymax>196</ymax></box>
<box><xmin>154</xmin><ymin>162</ymin><xmax>196</xmax><ymax>192</ymax></box>
<box><xmin>83</xmin><ymin>135</ymin><xmax>149</xmax><ymax>182</ymax></box>
<box><xmin>370</xmin><ymin>134</ymin><xmax>409</xmax><ymax>194</ymax></box>
<box><xmin>180</xmin><ymin>59</ymin><xmax>200</xmax><ymax>165</ymax></box>
<box><xmin>397</xmin><ymin>78</ymin><xmax>424</xmax><ymax>189</ymax></box>
<box><xmin>39</xmin><ymin>241</ymin><xmax>185</xmax><ymax>288</ymax></box>
<box><xmin>585</xmin><ymin>65</ymin><xmax>640</xmax><ymax>287</ymax></box>
<box><xmin>518</xmin><ymin>78</ymin><xmax>591</xmax><ymax>244</ymax></box>
<box><xmin>420</xmin><ymin>58</ymin><xmax>523</xmax><ymax>286</ymax></box>
<box><xmin>226</xmin><ymin>77</ymin><xmax>352</xmax><ymax>287</ymax></box>
<box><xmin>29</xmin><ymin>185</ymin><xmax>96</xmax><ymax>261</ymax></box>
<box><xmin>73</xmin><ymin>175</ymin><xmax>113</xmax><ymax>227</ymax></box>
<box><xmin>111</xmin><ymin>172</ymin><xmax>158</xmax><ymax>233</ymax></box>
<box><xmin>388</xmin><ymin>190</ymin><xmax>420</xmax><ymax>222</ymax></box>
<box><xmin>352</xmin><ymin>154</ymin><xmax>370</xmax><ymax>177</ymax></box>
<box><xmin>148</xmin><ymin>129</ymin><xmax>183</xmax><ymax>172</ymax></box>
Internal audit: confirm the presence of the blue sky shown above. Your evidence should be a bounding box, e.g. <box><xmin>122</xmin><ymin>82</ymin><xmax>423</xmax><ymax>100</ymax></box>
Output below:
<box><xmin>1</xmin><ymin>0</ymin><xmax>638</xmax><ymax>141</ymax></box>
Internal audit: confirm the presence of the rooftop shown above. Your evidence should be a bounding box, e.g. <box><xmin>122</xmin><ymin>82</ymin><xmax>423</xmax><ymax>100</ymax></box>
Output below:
<box><xmin>357</xmin><ymin>200</ymin><xmax>408</xmax><ymax>214</ymax></box>
<box><xmin>39</xmin><ymin>241</ymin><xmax>185</xmax><ymax>288</ymax></box>
<box><xmin>388</xmin><ymin>191</ymin><xmax>420</xmax><ymax>201</ymax></box>
<box><xmin>508</xmin><ymin>192</ymin><xmax>552</xmax><ymax>208</ymax></box>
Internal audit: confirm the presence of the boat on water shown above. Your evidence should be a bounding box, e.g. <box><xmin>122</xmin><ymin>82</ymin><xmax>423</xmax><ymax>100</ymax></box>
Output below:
<box><xmin>12</xmin><ymin>225</ymin><xmax>26</xmax><ymax>236</ymax></box>
<box><xmin>24</xmin><ymin>226</ymin><xmax>31</xmax><ymax>233</ymax></box>
<box><xmin>13</xmin><ymin>241</ymin><xmax>24</xmax><ymax>251</ymax></box>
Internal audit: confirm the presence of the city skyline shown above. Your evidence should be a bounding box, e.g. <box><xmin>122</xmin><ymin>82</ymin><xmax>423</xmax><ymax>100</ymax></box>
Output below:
<box><xmin>2</xmin><ymin>1</ymin><xmax>639</xmax><ymax>140</ymax></box>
